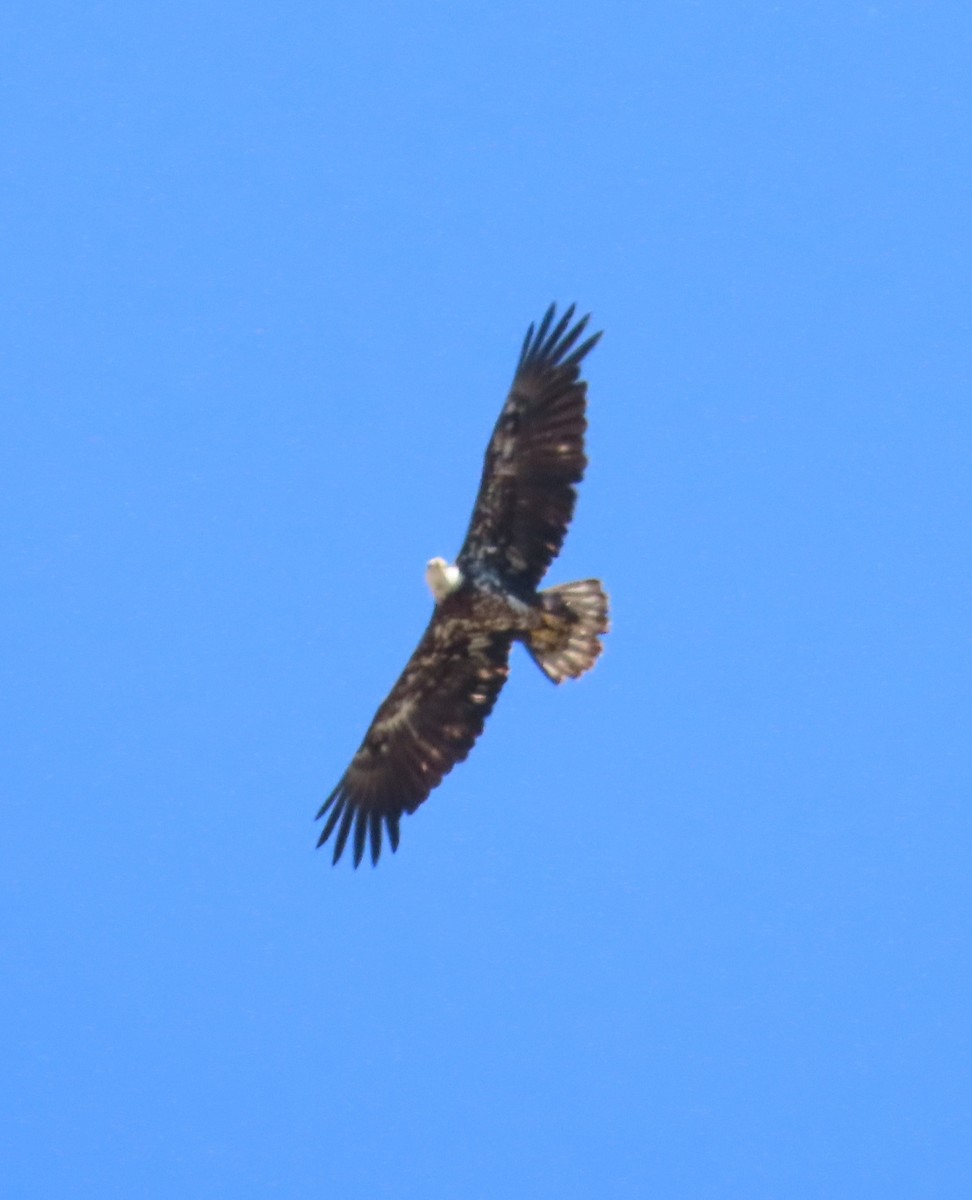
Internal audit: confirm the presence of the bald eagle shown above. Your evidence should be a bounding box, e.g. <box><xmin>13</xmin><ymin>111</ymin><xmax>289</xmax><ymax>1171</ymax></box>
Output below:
<box><xmin>317</xmin><ymin>304</ymin><xmax>609</xmax><ymax>866</ymax></box>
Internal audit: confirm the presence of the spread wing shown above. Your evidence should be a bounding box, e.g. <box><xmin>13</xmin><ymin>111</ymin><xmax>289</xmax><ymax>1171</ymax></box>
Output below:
<box><xmin>456</xmin><ymin>304</ymin><xmax>601</xmax><ymax>591</ymax></box>
<box><xmin>316</xmin><ymin>608</ymin><xmax>513</xmax><ymax>866</ymax></box>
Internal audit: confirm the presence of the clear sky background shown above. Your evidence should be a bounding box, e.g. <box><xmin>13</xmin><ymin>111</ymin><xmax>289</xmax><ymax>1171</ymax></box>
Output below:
<box><xmin>3</xmin><ymin>3</ymin><xmax>970</xmax><ymax>1197</ymax></box>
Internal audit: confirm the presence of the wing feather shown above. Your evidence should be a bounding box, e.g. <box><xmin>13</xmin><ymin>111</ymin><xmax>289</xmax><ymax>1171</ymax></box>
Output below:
<box><xmin>317</xmin><ymin>607</ymin><xmax>512</xmax><ymax>866</ymax></box>
<box><xmin>456</xmin><ymin>303</ymin><xmax>602</xmax><ymax>590</ymax></box>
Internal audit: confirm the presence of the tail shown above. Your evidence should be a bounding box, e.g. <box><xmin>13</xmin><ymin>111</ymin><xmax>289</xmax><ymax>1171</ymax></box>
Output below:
<box><xmin>527</xmin><ymin>580</ymin><xmax>610</xmax><ymax>684</ymax></box>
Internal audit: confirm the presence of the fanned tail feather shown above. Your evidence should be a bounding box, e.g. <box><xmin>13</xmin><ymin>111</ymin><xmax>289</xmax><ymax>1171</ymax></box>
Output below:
<box><xmin>527</xmin><ymin>579</ymin><xmax>609</xmax><ymax>684</ymax></box>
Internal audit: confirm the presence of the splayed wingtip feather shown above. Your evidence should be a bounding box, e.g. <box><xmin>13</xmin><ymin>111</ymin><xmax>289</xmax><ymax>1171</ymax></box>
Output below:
<box><xmin>332</xmin><ymin>804</ymin><xmax>356</xmax><ymax>864</ymax></box>
<box><xmin>533</xmin><ymin>303</ymin><xmax>556</xmax><ymax>351</ymax></box>
<box><xmin>550</xmin><ymin>311</ymin><xmax>588</xmax><ymax>361</ymax></box>
<box><xmin>315</xmin><ymin>784</ymin><xmax>340</xmax><ymax>821</ymax></box>
<box><xmin>317</xmin><ymin>791</ymin><xmax>346</xmax><ymax>846</ymax></box>
<box><xmin>542</xmin><ymin>306</ymin><xmax>575</xmax><ymax>357</ymax></box>
<box><xmin>352</xmin><ymin>806</ymin><xmax>369</xmax><ymax>867</ymax></box>
<box><xmin>564</xmin><ymin>329</ymin><xmax>601</xmax><ymax>369</ymax></box>
<box><xmin>369</xmin><ymin>810</ymin><xmax>383</xmax><ymax>864</ymax></box>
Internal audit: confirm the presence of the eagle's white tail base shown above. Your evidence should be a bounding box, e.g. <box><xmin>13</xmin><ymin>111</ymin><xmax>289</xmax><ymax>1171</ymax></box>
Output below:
<box><xmin>528</xmin><ymin>579</ymin><xmax>609</xmax><ymax>684</ymax></box>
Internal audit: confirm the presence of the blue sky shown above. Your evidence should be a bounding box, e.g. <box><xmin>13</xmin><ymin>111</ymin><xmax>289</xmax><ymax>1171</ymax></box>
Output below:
<box><xmin>3</xmin><ymin>2</ymin><xmax>970</xmax><ymax>1196</ymax></box>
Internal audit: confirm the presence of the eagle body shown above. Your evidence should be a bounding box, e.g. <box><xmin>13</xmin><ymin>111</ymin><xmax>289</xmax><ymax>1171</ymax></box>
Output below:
<box><xmin>317</xmin><ymin>304</ymin><xmax>609</xmax><ymax>866</ymax></box>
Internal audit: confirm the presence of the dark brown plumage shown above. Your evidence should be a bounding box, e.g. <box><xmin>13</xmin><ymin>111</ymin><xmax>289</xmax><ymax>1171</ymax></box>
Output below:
<box><xmin>317</xmin><ymin>620</ymin><xmax>512</xmax><ymax>866</ymax></box>
<box><xmin>457</xmin><ymin>304</ymin><xmax>600</xmax><ymax>589</ymax></box>
<box><xmin>317</xmin><ymin>304</ymin><xmax>608</xmax><ymax>866</ymax></box>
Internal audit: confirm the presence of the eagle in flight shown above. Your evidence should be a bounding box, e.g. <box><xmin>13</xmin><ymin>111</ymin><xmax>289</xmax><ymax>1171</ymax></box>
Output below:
<box><xmin>317</xmin><ymin>304</ymin><xmax>609</xmax><ymax>866</ymax></box>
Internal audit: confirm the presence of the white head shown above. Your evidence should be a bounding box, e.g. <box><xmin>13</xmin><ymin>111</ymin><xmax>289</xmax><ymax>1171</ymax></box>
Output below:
<box><xmin>425</xmin><ymin>557</ymin><xmax>463</xmax><ymax>602</ymax></box>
